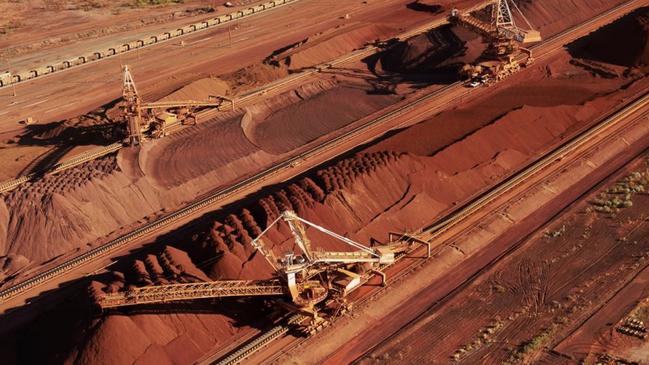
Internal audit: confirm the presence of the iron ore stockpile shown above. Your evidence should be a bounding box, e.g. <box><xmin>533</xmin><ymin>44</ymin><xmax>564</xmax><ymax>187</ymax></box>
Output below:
<box><xmin>2</xmin><ymin>0</ymin><xmax>649</xmax><ymax>364</ymax></box>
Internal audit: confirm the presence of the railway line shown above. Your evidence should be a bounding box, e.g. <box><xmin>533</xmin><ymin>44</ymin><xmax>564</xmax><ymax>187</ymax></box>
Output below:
<box><xmin>0</xmin><ymin>0</ymin><xmax>642</xmax><ymax>313</ymax></box>
<box><xmin>227</xmin><ymin>83</ymin><xmax>649</xmax><ymax>365</ymax></box>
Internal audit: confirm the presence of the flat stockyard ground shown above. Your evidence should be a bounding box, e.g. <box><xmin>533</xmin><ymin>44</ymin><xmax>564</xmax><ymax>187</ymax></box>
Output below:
<box><xmin>2</xmin><ymin>0</ymin><xmax>649</xmax><ymax>364</ymax></box>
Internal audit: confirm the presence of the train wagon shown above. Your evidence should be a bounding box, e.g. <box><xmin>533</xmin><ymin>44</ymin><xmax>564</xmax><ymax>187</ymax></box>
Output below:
<box><xmin>0</xmin><ymin>71</ymin><xmax>12</xmax><ymax>87</ymax></box>
<box><xmin>30</xmin><ymin>66</ymin><xmax>50</xmax><ymax>77</ymax></box>
<box><xmin>63</xmin><ymin>59</ymin><xmax>77</xmax><ymax>68</ymax></box>
<box><xmin>15</xmin><ymin>70</ymin><xmax>32</xmax><ymax>82</ymax></box>
<box><xmin>126</xmin><ymin>41</ymin><xmax>141</xmax><ymax>50</ymax></box>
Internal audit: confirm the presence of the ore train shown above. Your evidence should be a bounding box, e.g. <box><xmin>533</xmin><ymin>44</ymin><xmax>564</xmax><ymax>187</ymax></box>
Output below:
<box><xmin>0</xmin><ymin>0</ymin><xmax>293</xmax><ymax>88</ymax></box>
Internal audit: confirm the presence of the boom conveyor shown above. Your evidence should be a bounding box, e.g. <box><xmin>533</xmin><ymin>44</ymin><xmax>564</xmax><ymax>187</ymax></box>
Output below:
<box><xmin>93</xmin><ymin>211</ymin><xmax>430</xmax><ymax>321</ymax></box>
<box><xmin>98</xmin><ymin>280</ymin><xmax>286</xmax><ymax>309</ymax></box>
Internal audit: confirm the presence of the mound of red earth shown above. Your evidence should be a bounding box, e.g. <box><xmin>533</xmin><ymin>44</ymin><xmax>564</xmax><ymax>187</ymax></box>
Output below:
<box><xmin>567</xmin><ymin>7</ymin><xmax>649</xmax><ymax>71</ymax></box>
<box><xmin>113</xmin><ymin>151</ymin><xmax>410</xmax><ymax>285</ymax></box>
<box><xmin>70</xmin><ymin>151</ymin><xmax>417</xmax><ymax>365</ymax></box>
<box><xmin>90</xmin><ymin>246</ymin><xmax>211</xmax><ymax>299</ymax></box>
<box><xmin>222</xmin><ymin>62</ymin><xmax>290</xmax><ymax>94</ymax></box>
<box><xmin>15</xmin><ymin>107</ymin><xmax>120</xmax><ymax>155</ymax></box>
<box><xmin>157</xmin><ymin>77</ymin><xmax>231</xmax><ymax>101</ymax></box>
<box><xmin>245</xmin><ymin>80</ymin><xmax>399</xmax><ymax>155</ymax></box>
<box><xmin>1</xmin><ymin>155</ymin><xmax>119</xmax><ymax>267</ymax></box>
<box><xmin>518</xmin><ymin>0</ymin><xmax>630</xmax><ymax>38</ymax></box>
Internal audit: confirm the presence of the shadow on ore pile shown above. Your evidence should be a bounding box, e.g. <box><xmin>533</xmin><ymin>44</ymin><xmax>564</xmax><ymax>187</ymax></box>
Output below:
<box><xmin>363</xmin><ymin>24</ymin><xmax>475</xmax><ymax>86</ymax></box>
<box><xmin>12</xmin><ymin>100</ymin><xmax>124</xmax><ymax>176</ymax></box>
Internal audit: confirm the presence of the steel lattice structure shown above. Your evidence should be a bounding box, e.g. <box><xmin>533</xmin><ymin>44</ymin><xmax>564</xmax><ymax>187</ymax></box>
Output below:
<box><xmin>493</xmin><ymin>0</ymin><xmax>515</xmax><ymax>29</ymax></box>
<box><xmin>99</xmin><ymin>280</ymin><xmax>286</xmax><ymax>308</ymax></box>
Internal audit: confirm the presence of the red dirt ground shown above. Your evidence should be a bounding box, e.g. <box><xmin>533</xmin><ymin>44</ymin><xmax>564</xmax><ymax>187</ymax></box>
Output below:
<box><xmin>2</xmin><ymin>1</ymin><xmax>649</xmax><ymax>364</ymax></box>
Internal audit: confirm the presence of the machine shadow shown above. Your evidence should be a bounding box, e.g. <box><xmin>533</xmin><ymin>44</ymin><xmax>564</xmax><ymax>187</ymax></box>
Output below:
<box><xmin>14</xmin><ymin>98</ymin><xmax>124</xmax><ymax>175</ymax></box>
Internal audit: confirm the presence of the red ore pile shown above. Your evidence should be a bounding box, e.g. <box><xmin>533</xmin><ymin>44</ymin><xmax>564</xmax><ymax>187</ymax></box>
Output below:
<box><xmin>268</xmin><ymin>23</ymin><xmax>398</xmax><ymax>70</ymax></box>
<box><xmin>244</xmin><ymin>80</ymin><xmax>399</xmax><ymax>154</ymax></box>
<box><xmin>517</xmin><ymin>0</ymin><xmax>630</xmax><ymax>37</ymax></box>
<box><xmin>0</xmin><ymin>155</ymin><xmax>120</xmax><ymax>279</ymax></box>
<box><xmin>567</xmin><ymin>7</ymin><xmax>649</xmax><ymax>72</ymax></box>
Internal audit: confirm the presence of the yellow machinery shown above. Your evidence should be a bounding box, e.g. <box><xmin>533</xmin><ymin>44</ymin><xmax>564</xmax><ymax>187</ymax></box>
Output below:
<box><xmin>451</xmin><ymin>0</ymin><xmax>541</xmax><ymax>83</ymax></box>
<box><xmin>121</xmin><ymin>65</ymin><xmax>234</xmax><ymax>144</ymax></box>
<box><xmin>93</xmin><ymin>211</ymin><xmax>428</xmax><ymax>321</ymax></box>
